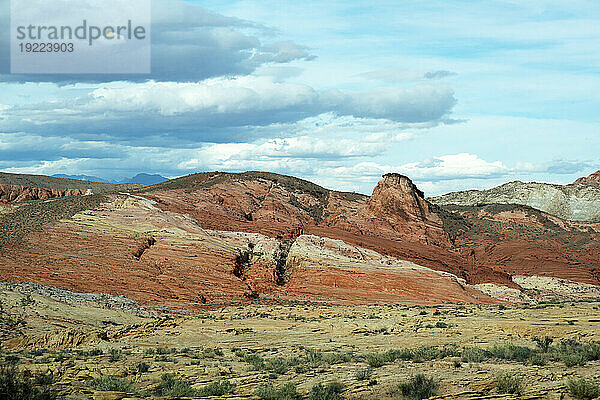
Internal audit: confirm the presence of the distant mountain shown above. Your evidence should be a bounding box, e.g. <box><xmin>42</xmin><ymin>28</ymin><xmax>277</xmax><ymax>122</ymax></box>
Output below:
<box><xmin>122</xmin><ymin>173</ymin><xmax>169</xmax><ymax>186</ymax></box>
<box><xmin>52</xmin><ymin>174</ymin><xmax>109</xmax><ymax>183</ymax></box>
<box><xmin>52</xmin><ymin>173</ymin><xmax>169</xmax><ymax>186</ymax></box>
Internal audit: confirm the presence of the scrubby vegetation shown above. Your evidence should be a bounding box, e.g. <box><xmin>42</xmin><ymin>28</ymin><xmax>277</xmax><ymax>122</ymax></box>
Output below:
<box><xmin>0</xmin><ymin>365</ymin><xmax>59</xmax><ymax>400</ymax></box>
<box><xmin>567</xmin><ymin>378</ymin><xmax>600</xmax><ymax>400</ymax></box>
<box><xmin>90</xmin><ymin>376</ymin><xmax>135</xmax><ymax>393</ymax></box>
<box><xmin>398</xmin><ymin>374</ymin><xmax>437</xmax><ymax>400</ymax></box>
<box><xmin>255</xmin><ymin>382</ymin><xmax>303</xmax><ymax>400</ymax></box>
<box><xmin>495</xmin><ymin>372</ymin><xmax>523</xmax><ymax>394</ymax></box>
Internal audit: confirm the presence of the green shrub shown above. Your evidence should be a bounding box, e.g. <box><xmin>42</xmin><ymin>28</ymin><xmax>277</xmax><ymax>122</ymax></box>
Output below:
<box><xmin>355</xmin><ymin>367</ymin><xmax>373</xmax><ymax>381</ymax></box>
<box><xmin>90</xmin><ymin>376</ymin><xmax>135</xmax><ymax>393</ymax></box>
<box><xmin>108</xmin><ymin>349</ymin><xmax>122</xmax><ymax>362</ymax></box>
<box><xmin>136</xmin><ymin>362</ymin><xmax>150</xmax><ymax>373</ymax></box>
<box><xmin>366</xmin><ymin>353</ymin><xmax>386</xmax><ymax>368</ymax></box>
<box><xmin>461</xmin><ymin>347</ymin><xmax>486</xmax><ymax>363</ymax></box>
<box><xmin>533</xmin><ymin>336</ymin><xmax>553</xmax><ymax>352</ymax></box>
<box><xmin>0</xmin><ymin>366</ymin><xmax>59</xmax><ymax>400</ymax></box>
<box><xmin>528</xmin><ymin>353</ymin><xmax>548</xmax><ymax>366</ymax></box>
<box><xmin>309</xmin><ymin>381</ymin><xmax>344</xmax><ymax>400</ymax></box>
<box><xmin>154</xmin><ymin>374</ymin><xmax>197</xmax><ymax>397</ymax></box>
<box><xmin>495</xmin><ymin>372</ymin><xmax>522</xmax><ymax>394</ymax></box>
<box><xmin>561</xmin><ymin>352</ymin><xmax>587</xmax><ymax>367</ymax></box>
<box><xmin>398</xmin><ymin>374</ymin><xmax>437</xmax><ymax>400</ymax></box>
<box><xmin>255</xmin><ymin>382</ymin><xmax>303</xmax><ymax>400</ymax></box>
<box><xmin>567</xmin><ymin>378</ymin><xmax>600</xmax><ymax>400</ymax></box>
<box><xmin>489</xmin><ymin>343</ymin><xmax>533</xmax><ymax>363</ymax></box>
<box><xmin>197</xmin><ymin>380</ymin><xmax>234</xmax><ymax>396</ymax></box>
<box><xmin>322</xmin><ymin>352</ymin><xmax>353</xmax><ymax>365</ymax></box>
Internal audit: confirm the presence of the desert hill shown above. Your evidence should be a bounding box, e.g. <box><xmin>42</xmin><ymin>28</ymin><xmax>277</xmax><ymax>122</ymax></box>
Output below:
<box><xmin>0</xmin><ymin>171</ymin><xmax>599</xmax><ymax>308</ymax></box>
<box><xmin>574</xmin><ymin>170</ymin><xmax>600</xmax><ymax>187</ymax></box>
<box><xmin>0</xmin><ymin>171</ymin><xmax>142</xmax><ymax>203</ymax></box>
<box><xmin>429</xmin><ymin>173</ymin><xmax>600</xmax><ymax>223</ymax></box>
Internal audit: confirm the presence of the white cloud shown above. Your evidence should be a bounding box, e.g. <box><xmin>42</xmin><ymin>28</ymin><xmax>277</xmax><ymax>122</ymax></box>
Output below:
<box><xmin>0</xmin><ymin>76</ymin><xmax>456</xmax><ymax>142</ymax></box>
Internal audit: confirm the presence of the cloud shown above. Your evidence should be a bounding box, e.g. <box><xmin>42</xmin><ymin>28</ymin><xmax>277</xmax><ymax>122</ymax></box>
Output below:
<box><xmin>359</xmin><ymin>69</ymin><xmax>457</xmax><ymax>83</ymax></box>
<box><xmin>424</xmin><ymin>70</ymin><xmax>458</xmax><ymax>80</ymax></box>
<box><xmin>516</xmin><ymin>159</ymin><xmax>595</xmax><ymax>175</ymax></box>
<box><xmin>0</xmin><ymin>0</ymin><xmax>314</xmax><ymax>82</ymax></box>
<box><xmin>317</xmin><ymin>153</ymin><xmax>509</xmax><ymax>183</ymax></box>
<box><xmin>0</xmin><ymin>77</ymin><xmax>457</xmax><ymax>143</ymax></box>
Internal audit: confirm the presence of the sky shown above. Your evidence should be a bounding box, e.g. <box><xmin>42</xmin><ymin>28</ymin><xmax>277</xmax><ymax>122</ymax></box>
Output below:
<box><xmin>0</xmin><ymin>0</ymin><xmax>599</xmax><ymax>195</ymax></box>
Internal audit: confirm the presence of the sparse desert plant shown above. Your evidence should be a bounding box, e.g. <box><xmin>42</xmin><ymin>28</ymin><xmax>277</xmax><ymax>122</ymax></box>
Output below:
<box><xmin>108</xmin><ymin>348</ymin><xmax>122</xmax><ymax>362</ymax></box>
<box><xmin>309</xmin><ymin>381</ymin><xmax>344</xmax><ymax>400</ymax></box>
<box><xmin>255</xmin><ymin>382</ymin><xmax>303</xmax><ymax>400</ymax></box>
<box><xmin>528</xmin><ymin>353</ymin><xmax>548</xmax><ymax>366</ymax></box>
<box><xmin>90</xmin><ymin>376</ymin><xmax>135</xmax><ymax>393</ymax></box>
<box><xmin>0</xmin><ymin>365</ymin><xmax>59</xmax><ymax>400</ymax></box>
<box><xmin>560</xmin><ymin>352</ymin><xmax>587</xmax><ymax>367</ymax></box>
<box><xmin>366</xmin><ymin>353</ymin><xmax>386</xmax><ymax>368</ymax></box>
<box><xmin>398</xmin><ymin>374</ymin><xmax>438</xmax><ymax>400</ymax></box>
<box><xmin>154</xmin><ymin>374</ymin><xmax>197</xmax><ymax>397</ymax></box>
<box><xmin>136</xmin><ymin>362</ymin><xmax>150</xmax><ymax>373</ymax></box>
<box><xmin>355</xmin><ymin>367</ymin><xmax>373</xmax><ymax>381</ymax></box>
<box><xmin>461</xmin><ymin>347</ymin><xmax>487</xmax><ymax>363</ymax></box>
<box><xmin>197</xmin><ymin>380</ymin><xmax>234</xmax><ymax>396</ymax></box>
<box><xmin>495</xmin><ymin>372</ymin><xmax>523</xmax><ymax>394</ymax></box>
<box><xmin>567</xmin><ymin>378</ymin><xmax>600</xmax><ymax>400</ymax></box>
<box><xmin>533</xmin><ymin>336</ymin><xmax>553</xmax><ymax>352</ymax></box>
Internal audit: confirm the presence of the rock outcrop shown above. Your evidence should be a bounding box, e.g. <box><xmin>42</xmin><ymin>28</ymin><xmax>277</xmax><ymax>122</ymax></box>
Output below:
<box><xmin>0</xmin><ymin>184</ymin><xmax>88</xmax><ymax>203</ymax></box>
<box><xmin>429</xmin><ymin>180</ymin><xmax>600</xmax><ymax>222</ymax></box>
<box><xmin>2</xmin><ymin>170</ymin><xmax>600</xmax><ymax>307</ymax></box>
<box><xmin>574</xmin><ymin>170</ymin><xmax>600</xmax><ymax>187</ymax></box>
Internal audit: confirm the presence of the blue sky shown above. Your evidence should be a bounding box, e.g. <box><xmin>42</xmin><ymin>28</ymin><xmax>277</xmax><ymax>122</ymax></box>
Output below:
<box><xmin>1</xmin><ymin>0</ymin><xmax>599</xmax><ymax>195</ymax></box>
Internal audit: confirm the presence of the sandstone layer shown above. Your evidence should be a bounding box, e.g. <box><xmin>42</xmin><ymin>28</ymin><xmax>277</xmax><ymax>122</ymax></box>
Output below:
<box><xmin>429</xmin><ymin>180</ymin><xmax>600</xmax><ymax>223</ymax></box>
<box><xmin>574</xmin><ymin>169</ymin><xmax>600</xmax><ymax>187</ymax></box>
<box><xmin>0</xmin><ymin>184</ymin><xmax>88</xmax><ymax>203</ymax></box>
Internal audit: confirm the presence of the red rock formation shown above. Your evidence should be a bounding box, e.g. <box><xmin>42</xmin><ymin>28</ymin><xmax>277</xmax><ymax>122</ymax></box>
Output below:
<box><xmin>574</xmin><ymin>170</ymin><xmax>600</xmax><ymax>187</ymax></box>
<box><xmin>0</xmin><ymin>184</ymin><xmax>87</xmax><ymax>203</ymax></box>
<box><xmin>2</xmin><ymin>171</ymin><xmax>599</xmax><ymax>308</ymax></box>
<box><xmin>141</xmin><ymin>172</ymin><xmax>515</xmax><ymax>286</ymax></box>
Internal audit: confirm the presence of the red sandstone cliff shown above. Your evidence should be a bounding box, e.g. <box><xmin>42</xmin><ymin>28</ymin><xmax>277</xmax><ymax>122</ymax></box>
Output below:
<box><xmin>0</xmin><ymin>184</ymin><xmax>87</xmax><ymax>203</ymax></box>
<box><xmin>574</xmin><ymin>170</ymin><xmax>600</xmax><ymax>187</ymax></box>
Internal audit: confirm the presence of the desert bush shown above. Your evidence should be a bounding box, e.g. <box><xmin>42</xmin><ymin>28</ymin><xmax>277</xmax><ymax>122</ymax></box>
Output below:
<box><xmin>90</xmin><ymin>376</ymin><xmax>135</xmax><ymax>393</ymax></box>
<box><xmin>355</xmin><ymin>367</ymin><xmax>373</xmax><ymax>381</ymax></box>
<box><xmin>561</xmin><ymin>353</ymin><xmax>587</xmax><ymax>367</ymax></box>
<box><xmin>567</xmin><ymin>378</ymin><xmax>600</xmax><ymax>400</ymax></box>
<box><xmin>322</xmin><ymin>351</ymin><xmax>353</xmax><ymax>365</ymax></box>
<box><xmin>552</xmin><ymin>339</ymin><xmax>600</xmax><ymax>367</ymax></box>
<box><xmin>489</xmin><ymin>343</ymin><xmax>533</xmax><ymax>363</ymax></box>
<box><xmin>398</xmin><ymin>374</ymin><xmax>437</xmax><ymax>400</ymax></box>
<box><xmin>309</xmin><ymin>381</ymin><xmax>344</xmax><ymax>400</ymax></box>
<box><xmin>255</xmin><ymin>382</ymin><xmax>303</xmax><ymax>400</ymax></box>
<box><xmin>108</xmin><ymin>349</ymin><xmax>122</xmax><ymax>362</ymax></box>
<box><xmin>528</xmin><ymin>353</ymin><xmax>548</xmax><ymax>366</ymax></box>
<box><xmin>197</xmin><ymin>380</ymin><xmax>234</xmax><ymax>396</ymax></box>
<box><xmin>136</xmin><ymin>362</ymin><xmax>150</xmax><ymax>373</ymax></box>
<box><xmin>154</xmin><ymin>374</ymin><xmax>197</xmax><ymax>397</ymax></box>
<box><xmin>461</xmin><ymin>347</ymin><xmax>487</xmax><ymax>363</ymax></box>
<box><xmin>366</xmin><ymin>353</ymin><xmax>386</xmax><ymax>368</ymax></box>
<box><xmin>0</xmin><ymin>365</ymin><xmax>59</xmax><ymax>400</ymax></box>
<box><xmin>495</xmin><ymin>372</ymin><xmax>522</xmax><ymax>394</ymax></box>
<box><xmin>533</xmin><ymin>336</ymin><xmax>553</xmax><ymax>352</ymax></box>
